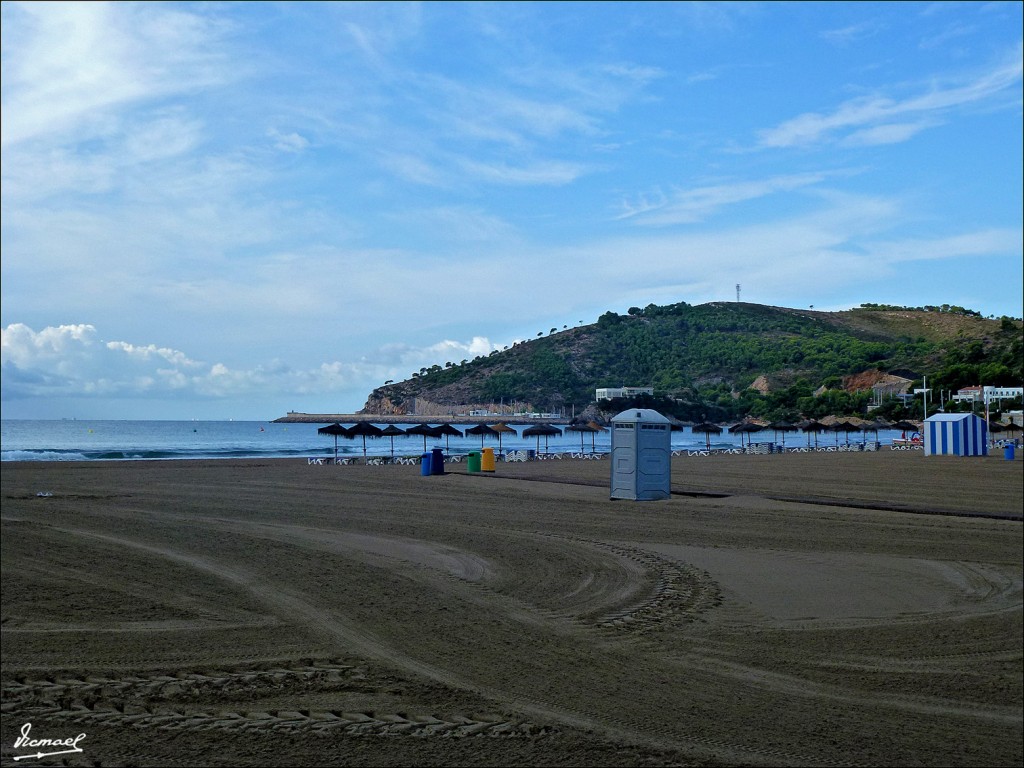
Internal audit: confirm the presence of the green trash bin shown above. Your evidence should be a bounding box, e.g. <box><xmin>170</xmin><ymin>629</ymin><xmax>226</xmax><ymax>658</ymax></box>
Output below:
<box><xmin>467</xmin><ymin>451</ymin><xmax>481</xmax><ymax>473</ymax></box>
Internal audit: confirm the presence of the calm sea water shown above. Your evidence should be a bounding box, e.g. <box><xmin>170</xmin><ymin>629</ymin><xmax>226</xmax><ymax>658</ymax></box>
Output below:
<box><xmin>0</xmin><ymin>420</ymin><xmax>905</xmax><ymax>462</ymax></box>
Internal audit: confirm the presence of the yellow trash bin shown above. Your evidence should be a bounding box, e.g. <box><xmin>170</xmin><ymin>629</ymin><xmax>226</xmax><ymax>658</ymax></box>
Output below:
<box><xmin>481</xmin><ymin>447</ymin><xmax>496</xmax><ymax>472</ymax></box>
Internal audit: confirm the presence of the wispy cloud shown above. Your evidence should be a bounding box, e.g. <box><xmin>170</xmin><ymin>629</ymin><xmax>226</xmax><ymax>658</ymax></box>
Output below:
<box><xmin>267</xmin><ymin>128</ymin><xmax>310</xmax><ymax>153</ymax></box>
<box><xmin>0</xmin><ymin>1</ymin><xmax>231</xmax><ymax>148</ymax></box>
<box><xmin>457</xmin><ymin>158</ymin><xmax>587</xmax><ymax>186</ymax></box>
<box><xmin>842</xmin><ymin>120</ymin><xmax>938</xmax><ymax>146</ymax></box>
<box><xmin>756</xmin><ymin>43</ymin><xmax>1023</xmax><ymax>148</ymax></box>
<box><xmin>821</xmin><ymin>21</ymin><xmax>885</xmax><ymax>46</ymax></box>
<box><xmin>918</xmin><ymin>22</ymin><xmax>975</xmax><ymax>50</ymax></box>
<box><xmin>863</xmin><ymin>228</ymin><xmax>1023</xmax><ymax>263</ymax></box>
<box><xmin>616</xmin><ymin>172</ymin><xmax>832</xmax><ymax>225</ymax></box>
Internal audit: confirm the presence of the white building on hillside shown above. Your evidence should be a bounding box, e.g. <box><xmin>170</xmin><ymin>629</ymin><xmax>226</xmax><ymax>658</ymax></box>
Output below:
<box><xmin>596</xmin><ymin>386</ymin><xmax>654</xmax><ymax>401</ymax></box>
<box><xmin>951</xmin><ymin>385</ymin><xmax>1023</xmax><ymax>405</ymax></box>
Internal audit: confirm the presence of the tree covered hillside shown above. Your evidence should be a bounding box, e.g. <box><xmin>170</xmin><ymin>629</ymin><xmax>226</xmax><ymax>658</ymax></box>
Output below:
<box><xmin>362</xmin><ymin>301</ymin><xmax>1023</xmax><ymax>422</ymax></box>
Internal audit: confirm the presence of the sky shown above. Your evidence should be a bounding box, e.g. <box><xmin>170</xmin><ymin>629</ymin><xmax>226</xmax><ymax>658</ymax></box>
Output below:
<box><xmin>2</xmin><ymin>1</ymin><xmax>1022</xmax><ymax>421</ymax></box>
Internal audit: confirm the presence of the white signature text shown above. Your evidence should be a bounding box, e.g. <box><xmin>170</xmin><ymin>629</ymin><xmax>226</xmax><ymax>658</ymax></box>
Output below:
<box><xmin>13</xmin><ymin>722</ymin><xmax>86</xmax><ymax>761</ymax></box>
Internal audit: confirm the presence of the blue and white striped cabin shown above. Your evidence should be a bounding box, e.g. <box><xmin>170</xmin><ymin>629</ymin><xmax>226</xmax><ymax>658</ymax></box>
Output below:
<box><xmin>924</xmin><ymin>413</ymin><xmax>988</xmax><ymax>457</ymax></box>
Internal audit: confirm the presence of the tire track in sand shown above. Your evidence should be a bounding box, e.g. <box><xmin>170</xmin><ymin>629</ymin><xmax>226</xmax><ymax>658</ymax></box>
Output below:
<box><xmin>34</xmin><ymin>523</ymin><xmax>841</xmax><ymax>767</ymax></box>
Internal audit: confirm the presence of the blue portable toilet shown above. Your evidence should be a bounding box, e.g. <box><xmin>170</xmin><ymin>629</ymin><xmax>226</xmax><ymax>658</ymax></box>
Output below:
<box><xmin>923</xmin><ymin>413</ymin><xmax>988</xmax><ymax>456</ymax></box>
<box><xmin>610</xmin><ymin>409</ymin><xmax>672</xmax><ymax>500</ymax></box>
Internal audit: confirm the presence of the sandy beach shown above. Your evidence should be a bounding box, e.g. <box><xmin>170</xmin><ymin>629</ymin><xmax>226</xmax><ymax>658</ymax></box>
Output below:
<box><xmin>2</xmin><ymin>451</ymin><xmax>1021</xmax><ymax>767</ymax></box>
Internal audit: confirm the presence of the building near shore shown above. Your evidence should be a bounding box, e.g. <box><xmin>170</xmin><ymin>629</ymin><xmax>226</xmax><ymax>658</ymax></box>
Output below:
<box><xmin>596</xmin><ymin>386</ymin><xmax>654</xmax><ymax>401</ymax></box>
<box><xmin>923</xmin><ymin>413</ymin><xmax>988</xmax><ymax>457</ymax></box>
<box><xmin>951</xmin><ymin>385</ymin><xmax>1024</xmax><ymax>405</ymax></box>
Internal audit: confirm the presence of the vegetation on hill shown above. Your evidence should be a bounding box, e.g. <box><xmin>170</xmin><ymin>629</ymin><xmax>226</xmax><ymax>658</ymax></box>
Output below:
<box><xmin>362</xmin><ymin>301</ymin><xmax>1023</xmax><ymax>423</ymax></box>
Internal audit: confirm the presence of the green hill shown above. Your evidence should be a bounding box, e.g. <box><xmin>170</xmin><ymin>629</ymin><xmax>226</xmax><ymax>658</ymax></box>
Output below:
<box><xmin>362</xmin><ymin>301</ymin><xmax>1023</xmax><ymax>422</ymax></box>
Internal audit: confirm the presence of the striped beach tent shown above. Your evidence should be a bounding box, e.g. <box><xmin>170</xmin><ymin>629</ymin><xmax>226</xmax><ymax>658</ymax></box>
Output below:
<box><xmin>923</xmin><ymin>413</ymin><xmax>988</xmax><ymax>457</ymax></box>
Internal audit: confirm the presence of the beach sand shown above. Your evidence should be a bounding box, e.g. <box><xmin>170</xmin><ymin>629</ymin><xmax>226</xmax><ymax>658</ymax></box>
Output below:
<box><xmin>2</xmin><ymin>452</ymin><xmax>1021</xmax><ymax>766</ymax></box>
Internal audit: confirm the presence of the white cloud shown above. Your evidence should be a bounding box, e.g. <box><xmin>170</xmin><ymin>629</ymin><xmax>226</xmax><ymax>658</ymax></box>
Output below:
<box><xmin>864</xmin><ymin>228</ymin><xmax>1023</xmax><ymax>263</ymax></box>
<box><xmin>457</xmin><ymin>158</ymin><xmax>586</xmax><ymax>186</ymax></box>
<box><xmin>756</xmin><ymin>44</ymin><xmax>1023</xmax><ymax>148</ymax></box>
<box><xmin>268</xmin><ymin>128</ymin><xmax>310</xmax><ymax>153</ymax></box>
<box><xmin>820</xmin><ymin>21</ymin><xmax>885</xmax><ymax>46</ymax></box>
<box><xmin>0</xmin><ymin>322</ymin><xmax>503</xmax><ymax>405</ymax></box>
<box><xmin>104</xmin><ymin>340</ymin><xmax>202</xmax><ymax>368</ymax></box>
<box><xmin>918</xmin><ymin>22</ymin><xmax>975</xmax><ymax>50</ymax></box>
<box><xmin>377</xmin><ymin>151</ymin><xmax>449</xmax><ymax>187</ymax></box>
<box><xmin>617</xmin><ymin>172</ymin><xmax>831</xmax><ymax>225</ymax></box>
<box><xmin>842</xmin><ymin>120</ymin><xmax>938</xmax><ymax>146</ymax></box>
<box><xmin>0</xmin><ymin>1</ymin><xmax>230</xmax><ymax>148</ymax></box>
<box><xmin>121</xmin><ymin>111</ymin><xmax>205</xmax><ymax>163</ymax></box>
<box><xmin>1</xmin><ymin>323</ymin><xmax>99</xmax><ymax>365</ymax></box>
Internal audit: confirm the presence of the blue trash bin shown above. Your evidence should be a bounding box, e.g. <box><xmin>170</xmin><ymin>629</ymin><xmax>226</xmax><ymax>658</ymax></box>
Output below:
<box><xmin>421</xmin><ymin>452</ymin><xmax>432</xmax><ymax>476</ymax></box>
<box><xmin>1005</xmin><ymin>445</ymin><xmax>1015</xmax><ymax>461</ymax></box>
<box><xmin>431</xmin><ymin>447</ymin><xmax>445</xmax><ymax>475</ymax></box>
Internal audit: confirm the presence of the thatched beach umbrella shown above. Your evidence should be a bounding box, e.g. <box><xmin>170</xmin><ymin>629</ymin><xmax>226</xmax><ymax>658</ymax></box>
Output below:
<box><xmin>435</xmin><ymin>423</ymin><xmax>463</xmax><ymax>451</ymax></box>
<box><xmin>317</xmin><ymin>422</ymin><xmax>349</xmax><ymax>462</ymax></box>
<box><xmin>522</xmin><ymin>423</ymin><xmax>562</xmax><ymax>453</ymax></box>
<box><xmin>490</xmin><ymin>422</ymin><xmax>517</xmax><ymax>452</ymax></box>
<box><xmin>829</xmin><ymin>420</ymin><xmax>861</xmax><ymax>446</ymax></box>
<box><xmin>796</xmin><ymin>419</ymin><xmax>827</xmax><ymax>448</ymax></box>
<box><xmin>664</xmin><ymin>416</ymin><xmax>688</xmax><ymax>432</ymax></box>
<box><xmin>567</xmin><ymin>421</ymin><xmax>599</xmax><ymax>452</ymax></box>
<box><xmin>406</xmin><ymin>423</ymin><xmax>442</xmax><ymax>452</ymax></box>
<box><xmin>379</xmin><ymin>424</ymin><xmax>406</xmax><ymax>456</ymax></box>
<box><xmin>769</xmin><ymin>420</ymin><xmax>798</xmax><ymax>447</ymax></box>
<box><xmin>863</xmin><ymin>418</ymin><xmax>891</xmax><ymax>445</ymax></box>
<box><xmin>465</xmin><ymin>423</ymin><xmax>499</xmax><ymax>448</ymax></box>
<box><xmin>691</xmin><ymin>422</ymin><xmax>723</xmax><ymax>450</ymax></box>
<box><xmin>730</xmin><ymin>421</ymin><xmax>763</xmax><ymax>448</ymax></box>
<box><xmin>344</xmin><ymin>421</ymin><xmax>384</xmax><ymax>459</ymax></box>
<box><xmin>587</xmin><ymin>421</ymin><xmax>608</xmax><ymax>452</ymax></box>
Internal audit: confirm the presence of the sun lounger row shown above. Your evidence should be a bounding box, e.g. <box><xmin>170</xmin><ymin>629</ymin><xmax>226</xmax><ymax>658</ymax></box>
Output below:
<box><xmin>310</xmin><ymin>442</ymin><xmax>904</xmax><ymax>466</ymax></box>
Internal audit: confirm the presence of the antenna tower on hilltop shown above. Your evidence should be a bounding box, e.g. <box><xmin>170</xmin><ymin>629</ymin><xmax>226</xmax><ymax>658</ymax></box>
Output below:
<box><xmin>736</xmin><ymin>283</ymin><xmax>741</xmax><ymax>302</ymax></box>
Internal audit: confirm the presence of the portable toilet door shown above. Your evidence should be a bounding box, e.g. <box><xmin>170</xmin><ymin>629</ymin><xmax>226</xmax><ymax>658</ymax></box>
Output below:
<box><xmin>610</xmin><ymin>409</ymin><xmax>672</xmax><ymax>500</ymax></box>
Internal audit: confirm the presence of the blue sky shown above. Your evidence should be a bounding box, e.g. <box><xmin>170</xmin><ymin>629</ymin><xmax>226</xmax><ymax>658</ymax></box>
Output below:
<box><xmin>2</xmin><ymin>1</ymin><xmax>1022</xmax><ymax>420</ymax></box>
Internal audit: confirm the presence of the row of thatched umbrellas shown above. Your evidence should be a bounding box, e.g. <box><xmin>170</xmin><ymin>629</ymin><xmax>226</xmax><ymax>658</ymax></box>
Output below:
<box><xmin>320</xmin><ymin>417</ymin><xmax>1019</xmax><ymax>459</ymax></box>
<box><xmin>688</xmin><ymin>418</ymin><xmax>925</xmax><ymax>449</ymax></box>
<box><xmin>317</xmin><ymin>420</ymin><xmax>611</xmax><ymax>460</ymax></box>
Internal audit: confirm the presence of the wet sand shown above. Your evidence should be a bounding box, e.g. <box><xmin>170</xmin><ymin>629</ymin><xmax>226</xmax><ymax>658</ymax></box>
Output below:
<box><xmin>2</xmin><ymin>452</ymin><xmax>1021</xmax><ymax>766</ymax></box>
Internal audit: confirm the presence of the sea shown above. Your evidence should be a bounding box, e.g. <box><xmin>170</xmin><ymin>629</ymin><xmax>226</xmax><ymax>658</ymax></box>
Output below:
<box><xmin>0</xmin><ymin>420</ymin><xmax>910</xmax><ymax>462</ymax></box>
